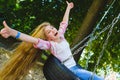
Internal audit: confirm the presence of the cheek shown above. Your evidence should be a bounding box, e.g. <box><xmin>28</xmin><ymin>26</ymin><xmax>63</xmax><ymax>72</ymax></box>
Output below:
<box><xmin>46</xmin><ymin>35</ymin><xmax>53</xmax><ymax>41</ymax></box>
<box><xmin>46</xmin><ymin>33</ymin><xmax>52</xmax><ymax>39</ymax></box>
<box><xmin>45</xmin><ymin>34</ymin><xmax>49</xmax><ymax>38</ymax></box>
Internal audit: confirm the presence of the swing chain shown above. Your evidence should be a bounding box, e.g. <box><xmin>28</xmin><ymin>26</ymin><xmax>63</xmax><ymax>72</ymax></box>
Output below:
<box><xmin>73</xmin><ymin>43</ymin><xmax>87</xmax><ymax>55</ymax></box>
<box><xmin>90</xmin><ymin>13</ymin><xmax>120</xmax><ymax>80</ymax></box>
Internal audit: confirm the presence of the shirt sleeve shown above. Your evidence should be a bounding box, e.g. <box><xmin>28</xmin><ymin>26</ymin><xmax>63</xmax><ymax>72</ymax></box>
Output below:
<box><xmin>33</xmin><ymin>39</ymin><xmax>51</xmax><ymax>50</ymax></box>
<box><xmin>58</xmin><ymin>21</ymin><xmax>68</xmax><ymax>35</ymax></box>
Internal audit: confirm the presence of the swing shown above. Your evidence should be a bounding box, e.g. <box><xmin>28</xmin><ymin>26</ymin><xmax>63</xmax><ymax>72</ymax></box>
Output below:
<box><xmin>43</xmin><ymin>55</ymin><xmax>81</xmax><ymax>80</ymax></box>
<box><xmin>43</xmin><ymin>0</ymin><xmax>119</xmax><ymax>80</ymax></box>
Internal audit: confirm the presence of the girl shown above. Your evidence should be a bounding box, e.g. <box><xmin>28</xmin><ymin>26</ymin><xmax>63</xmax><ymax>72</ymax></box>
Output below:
<box><xmin>0</xmin><ymin>1</ymin><xmax>104</xmax><ymax>80</ymax></box>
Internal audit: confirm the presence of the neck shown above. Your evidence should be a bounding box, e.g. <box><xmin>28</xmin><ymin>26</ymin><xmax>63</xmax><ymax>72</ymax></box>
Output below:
<box><xmin>54</xmin><ymin>37</ymin><xmax>62</xmax><ymax>43</ymax></box>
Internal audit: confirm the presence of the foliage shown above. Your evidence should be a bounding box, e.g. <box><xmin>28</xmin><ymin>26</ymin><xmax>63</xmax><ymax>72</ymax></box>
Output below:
<box><xmin>78</xmin><ymin>0</ymin><xmax>120</xmax><ymax>75</ymax></box>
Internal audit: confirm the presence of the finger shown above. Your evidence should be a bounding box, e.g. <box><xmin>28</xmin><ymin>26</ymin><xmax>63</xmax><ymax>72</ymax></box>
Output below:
<box><xmin>0</xmin><ymin>29</ymin><xmax>8</xmax><ymax>34</ymax></box>
<box><xmin>66</xmin><ymin>1</ymin><xmax>69</xmax><ymax>4</ymax></box>
<box><xmin>1</xmin><ymin>34</ymin><xmax>9</xmax><ymax>38</ymax></box>
<box><xmin>0</xmin><ymin>28</ymin><xmax>5</xmax><ymax>32</ymax></box>
<box><xmin>3</xmin><ymin>21</ymin><xmax>9</xmax><ymax>28</ymax></box>
<box><xmin>71</xmin><ymin>3</ymin><xmax>74</xmax><ymax>8</ymax></box>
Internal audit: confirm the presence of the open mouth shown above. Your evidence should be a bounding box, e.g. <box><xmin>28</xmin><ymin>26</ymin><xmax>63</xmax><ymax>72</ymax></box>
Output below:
<box><xmin>54</xmin><ymin>32</ymin><xmax>58</xmax><ymax>36</ymax></box>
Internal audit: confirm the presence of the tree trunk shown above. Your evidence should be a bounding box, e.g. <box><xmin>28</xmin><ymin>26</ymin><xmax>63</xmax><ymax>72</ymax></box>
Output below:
<box><xmin>72</xmin><ymin>0</ymin><xmax>110</xmax><ymax>62</ymax></box>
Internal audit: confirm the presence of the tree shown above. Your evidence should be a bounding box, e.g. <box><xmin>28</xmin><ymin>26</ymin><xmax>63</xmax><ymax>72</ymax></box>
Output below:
<box><xmin>71</xmin><ymin>0</ymin><xmax>110</xmax><ymax>62</ymax></box>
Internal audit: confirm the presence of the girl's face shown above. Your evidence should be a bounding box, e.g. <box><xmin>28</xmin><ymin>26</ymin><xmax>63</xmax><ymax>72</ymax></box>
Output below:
<box><xmin>44</xmin><ymin>25</ymin><xmax>59</xmax><ymax>41</ymax></box>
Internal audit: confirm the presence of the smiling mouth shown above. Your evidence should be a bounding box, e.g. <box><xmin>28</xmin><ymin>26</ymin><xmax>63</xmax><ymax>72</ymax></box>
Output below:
<box><xmin>54</xmin><ymin>32</ymin><xmax>58</xmax><ymax>36</ymax></box>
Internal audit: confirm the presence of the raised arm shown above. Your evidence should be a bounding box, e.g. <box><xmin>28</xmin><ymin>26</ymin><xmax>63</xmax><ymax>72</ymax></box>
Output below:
<box><xmin>62</xmin><ymin>1</ymin><xmax>74</xmax><ymax>23</ymax></box>
<box><xmin>0</xmin><ymin>21</ymin><xmax>38</xmax><ymax>44</ymax></box>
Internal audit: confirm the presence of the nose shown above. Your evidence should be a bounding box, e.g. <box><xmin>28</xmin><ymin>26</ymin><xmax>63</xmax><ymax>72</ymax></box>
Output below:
<box><xmin>51</xmin><ymin>29</ymin><xmax>55</xmax><ymax>33</ymax></box>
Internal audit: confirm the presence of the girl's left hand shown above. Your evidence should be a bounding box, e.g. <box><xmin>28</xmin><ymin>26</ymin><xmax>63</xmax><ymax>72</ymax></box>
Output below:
<box><xmin>66</xmin><ymin>1</ymin><xmax>74</xmax><ymax>9</ymax></box>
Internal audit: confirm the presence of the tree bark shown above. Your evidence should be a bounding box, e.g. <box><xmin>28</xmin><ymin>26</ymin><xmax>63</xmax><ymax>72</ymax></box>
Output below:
<box><xmin>72</xmin><ymin>0</ymin><xmax>110</xmax><ymax>62</ymax></box>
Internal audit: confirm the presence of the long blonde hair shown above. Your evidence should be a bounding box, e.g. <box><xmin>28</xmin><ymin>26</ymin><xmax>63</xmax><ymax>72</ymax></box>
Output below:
<box><xmin>0</xmin><ymin>22</ymin><xmax>51</xmax><ymax>80</ymax></box>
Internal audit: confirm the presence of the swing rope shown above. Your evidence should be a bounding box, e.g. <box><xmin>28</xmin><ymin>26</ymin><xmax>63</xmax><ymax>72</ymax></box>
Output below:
<box><xmin>71</xmin><ymin>0</ymin><xmax>116</xmax><ymax>53</ymax></box>
<box><xmin>62</xmin><ymin>0</ymin><xmax>116</xmax><ymax>64</ymax></box>
<box><xmin>72</xmin><ymin>0</ymin><xmax>116</xmax><ymax>53</ymax></box>
<box><xmin>90</xmin><ymin>13</ymin><xmax>120</xmax><ymax>80</ymax></box>
<box><xmin>85</xmin><ymin>0</ymin><xmax>116</xmax><ymax>69</ymax></box>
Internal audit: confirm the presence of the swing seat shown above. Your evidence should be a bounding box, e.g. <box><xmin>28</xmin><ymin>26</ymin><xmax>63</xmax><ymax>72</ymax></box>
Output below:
<box><xmin>43</xmin><ymin>55</ymin><xmax>81</xmax><ymax>80</ymax></box>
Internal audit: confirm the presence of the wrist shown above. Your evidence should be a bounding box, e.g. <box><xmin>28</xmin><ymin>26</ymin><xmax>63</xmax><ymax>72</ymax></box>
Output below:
<box><xmin>67</xmin><ymin>6</ymin><xmax>71</xmax><ymax>9</ymax></box>
<box><xmin>15</xmin><ymin>31</ymin><xmax>21</xmax><ymax>39</ymax></box>
<box><xmin>10</xmin><ymin>28</ymin><xmax>19</xmax><ymax>38</ymax></box>
<box><xmin>9</xmin><ymin>28</ymin><xmax>14</xmax><ymax>36</ymax></box>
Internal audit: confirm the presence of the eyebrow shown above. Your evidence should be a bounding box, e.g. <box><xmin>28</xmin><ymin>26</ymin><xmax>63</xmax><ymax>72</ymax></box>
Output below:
<box><xmin>45</xmin><ymin>27</ymin><xmax>51</xmax><ymax>34</ymax></box>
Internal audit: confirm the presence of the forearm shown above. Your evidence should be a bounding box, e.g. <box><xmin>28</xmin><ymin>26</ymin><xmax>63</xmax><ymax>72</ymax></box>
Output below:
<box><xmin>10</xmin><ymin>29</ymin><xmax>38</xmax><ymax>44</ymax></box>
<box><xmin>62</xmin><ymin>6</ymin><xmax>71</xmax><ymax>22</ymax></box>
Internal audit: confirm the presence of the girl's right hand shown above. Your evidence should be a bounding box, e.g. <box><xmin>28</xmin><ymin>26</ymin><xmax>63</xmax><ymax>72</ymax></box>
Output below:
<box><xmin>0</xmin><ymin>21</ymin><xmax>38</xmax><ymax>44</ymax></box>
<box><xmin>0</xmin><ymin>21</ymin><xmax>12</xmax><ymax>38</ymax></box>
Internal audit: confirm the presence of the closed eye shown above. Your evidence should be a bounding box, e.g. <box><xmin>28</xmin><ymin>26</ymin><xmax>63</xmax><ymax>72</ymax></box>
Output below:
<box><xmin>47</xmin><ymin>30</ymin><xmax>51</xmax><ymax>34</ymax></box>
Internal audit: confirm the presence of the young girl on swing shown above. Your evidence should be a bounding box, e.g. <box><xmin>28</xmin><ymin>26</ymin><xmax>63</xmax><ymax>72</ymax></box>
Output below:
<box><xmin>0</xmin><ymin>1</ymin><xmax>104</xmax><ymax>80</ymax></box>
